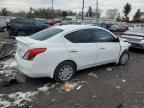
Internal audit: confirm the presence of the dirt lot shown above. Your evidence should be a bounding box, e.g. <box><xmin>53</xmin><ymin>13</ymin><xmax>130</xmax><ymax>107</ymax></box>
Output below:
<box><xmin>0</xmin><ymin>32</ymin><xmax>144</xmax><ymax>108</ymax></box>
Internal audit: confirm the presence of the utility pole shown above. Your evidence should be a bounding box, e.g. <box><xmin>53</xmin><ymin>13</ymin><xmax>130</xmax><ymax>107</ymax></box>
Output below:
<box><xmin>52</xmin><ymin>0</ymin><xmax>54</xmax><ymax>18</ymax></box>
<box><xmin>82</xmin><ymin>0</ymin><xmax>84</xmax><ymax>22</ymax></box>
<box><xmin>96</xmin><ymin>0</ymin><xmax>99</xmax><ymax>23</ymax></box>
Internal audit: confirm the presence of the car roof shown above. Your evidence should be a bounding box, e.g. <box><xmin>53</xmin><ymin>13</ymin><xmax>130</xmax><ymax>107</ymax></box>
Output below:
<box><xmin>54</xmin><ymin>24</ymin><xmax>103</xmax><ymax>30</ymax></box>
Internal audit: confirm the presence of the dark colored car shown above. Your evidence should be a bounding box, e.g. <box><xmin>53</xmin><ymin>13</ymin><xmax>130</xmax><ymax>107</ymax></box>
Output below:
<box><xmin>7</xmin><ymin>18</ymin><xmax>49</xmax><ymax>36</ymax></box>
<box><xmin>109</xmin><ymin>25</ymin><xmax>127</xmax><ymax>32</ymax></box>
<box><xmin>100</xmin><ymin>23</ymin><xmax>113</xmax><ymax>30</ymax></box>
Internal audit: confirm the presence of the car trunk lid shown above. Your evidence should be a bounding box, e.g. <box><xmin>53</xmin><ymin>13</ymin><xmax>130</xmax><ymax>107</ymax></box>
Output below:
<box><xmin>16</xmin><ymin>36</ymin><xmax>39</xmax><ymax>57</ymax></box>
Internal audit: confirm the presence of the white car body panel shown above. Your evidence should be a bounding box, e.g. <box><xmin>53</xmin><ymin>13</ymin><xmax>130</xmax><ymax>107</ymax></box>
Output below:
<box><xmin>95</xmin><ymin>42</ymin><xmax>120</xmax><ymax>63</ymax></box>
<box><xmin>64</xmin><ymin>41</ymin><xmax>98</xmax><ymax>70</ymax></box>
<box><xmin>15</xmin><ymin>25</ymin><xmax>130</xmax><ymax>79</ymax></box>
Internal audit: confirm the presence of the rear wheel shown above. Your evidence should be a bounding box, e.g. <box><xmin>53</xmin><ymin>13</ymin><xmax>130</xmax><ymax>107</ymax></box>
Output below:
<box><xmin>17</xmin><ymin>31</ymin><xmax>27</xmax><ymax>36</ymax></box>
<box><xmin>54</xmin><ymin>61</ymin><xmax>76</xmax><ymax>82</ymax></box>
<box><xmin>118</xmin><ymin>51</ymin><xmax>129</xmax><ymax>66</ymax></box>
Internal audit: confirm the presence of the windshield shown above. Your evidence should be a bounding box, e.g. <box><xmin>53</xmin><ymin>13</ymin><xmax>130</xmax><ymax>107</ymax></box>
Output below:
<box><xmin>30</xmin><ymin>27</ymin><xmax>63</xmax><ymax>41</ymax></box>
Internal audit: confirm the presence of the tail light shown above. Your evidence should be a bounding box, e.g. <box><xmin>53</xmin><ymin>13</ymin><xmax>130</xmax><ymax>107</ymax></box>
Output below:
<box><xmin>23</xmin><ymin>48</ymin><xmax>47</xmax><ymax>61</ymax></box>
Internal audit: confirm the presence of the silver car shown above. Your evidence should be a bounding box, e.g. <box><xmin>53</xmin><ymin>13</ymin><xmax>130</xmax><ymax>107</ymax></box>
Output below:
<box><xmin>121</xmin><ymin>27</ymin><xmax>144</xmax><ymax>49</ymax></box>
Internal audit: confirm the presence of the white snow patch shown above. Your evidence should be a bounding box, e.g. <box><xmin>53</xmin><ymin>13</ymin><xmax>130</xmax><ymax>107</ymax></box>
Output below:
<box><xmin>121</xmin><ymin>79</ymin><xmax>126</xmax><ymax>83</ymax></box>
<box><xmin>76</xmin><ymin>85</ymin><xmax>82</xmax><ymax>90</ymax></box>
<box><xmin>106</xmin><ymin>67</ymin><xmax>113</xmax><ymax>71</ymax></box>
<box><xmin>0</xmin><ymin>99</ymin><xmax>11</xmax><ymax>108</ymax></box>
<box><xmin>88</xmin><ymin>72</ymin><xmax>98</xmax><ymax>78</ymax></box>
<box><xmin>0</xmin><ymin>83</ymin><xmax>58</xmax><ymax>107</ymax></box>
<box><xmin>0</xmin><ymin>58</ymin><xmax>17</xmax><ymax>76</ymax></box>
<box><xmin>9</xmin><ymin>60</ymin><xmax>17</xmax><ymax>68</ymax></box>
<box><xmin>9</xmin><ymin>91</ymin><xmax>38</xmax><ymax>104</ymax></box>
<box><xmin>0</xmin><ymin>91</ymin><xmax>38</xmax><ymax>108</ymax></box>
<box><xmin>0</xmin><ymin>69</ymin><xmax>14</xmax><ymax>77</ymax></box>
<box><xmin>38</xmin><ymin>84</ymin><xmax>49</xmax><ymax>92</ymax></box>
<box><xmin>2</xmin><ymin>59</ymin><xmax>17</xmax><ymax>69</ymax></box>
<box><xmin>115</xmin><ymin>86</ymin><xmax>121</xmax><ymax>89</ymax></box>
<box><xmin>0</xmin><ymin>71</ymin><xmax>5</xmax><ymax>75</ymax></box>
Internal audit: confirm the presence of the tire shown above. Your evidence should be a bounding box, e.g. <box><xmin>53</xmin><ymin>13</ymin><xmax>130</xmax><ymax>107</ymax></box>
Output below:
<box><xmin>118</xmin><ymin>51</ymin><xmax>129</xmax><ymax>66</ymax></box>
<box><xmin>17</xmin><ymin>31</ymin><xmax>27</xmax><ymax>36</ymax></box>
<box><xmin>54</xmin><ymin>61</ymin><xmax>76</xmax><ymax>83</ymax></box>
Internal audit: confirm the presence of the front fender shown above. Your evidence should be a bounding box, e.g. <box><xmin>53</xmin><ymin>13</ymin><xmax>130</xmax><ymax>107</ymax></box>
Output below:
<box><xmin>116</xmin><ymin>40</ymin><xmax>131</xmax><ymax>63</ymax></box>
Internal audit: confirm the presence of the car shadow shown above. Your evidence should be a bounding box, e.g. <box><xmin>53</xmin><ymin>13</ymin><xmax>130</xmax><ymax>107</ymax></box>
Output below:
<box><xmin>129</xmin><ymin>48</ymin><xmax>144</xmax><ymax>53</ymax></box>
<box><xmin>74</xmin><ymin>63</ymin><xmax>116</xmax><ymax>79</ymax></box>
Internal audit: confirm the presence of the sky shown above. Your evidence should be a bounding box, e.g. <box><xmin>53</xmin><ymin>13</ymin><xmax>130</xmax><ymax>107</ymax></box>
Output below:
<box><xmin>0</xmin><ymin>0</ymin><xmax>144</xmax><ymax>18</ymax></box>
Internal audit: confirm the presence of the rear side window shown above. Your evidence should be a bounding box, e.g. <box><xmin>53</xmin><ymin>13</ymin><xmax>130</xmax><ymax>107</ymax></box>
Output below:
<box><xmin>65</xmin><ymin>29</ymin><xmax>93</xmax><ymax>43</ymax></box>
<box><xmin>30</xmin><ymin>28</ymin><xmax>63</xmax><ymax>41</ymax></box>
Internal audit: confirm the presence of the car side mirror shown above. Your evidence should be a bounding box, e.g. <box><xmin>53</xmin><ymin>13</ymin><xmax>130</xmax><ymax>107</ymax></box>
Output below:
<box><xmin>113</xmin><ymin>38</ymin><xmax>120</xmax><ymax>42</ymax></box>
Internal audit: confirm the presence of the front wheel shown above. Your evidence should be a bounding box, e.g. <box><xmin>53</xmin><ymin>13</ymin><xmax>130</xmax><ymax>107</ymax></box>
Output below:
<box><xmin>118</xmin><ymin>51</ymin><xmax>129</xmax><ymax>66</ymax></box>
<box><xmin>54</xmin><ymin>61</ymin><xmax>76</xmax><ymax>83</ymax></box>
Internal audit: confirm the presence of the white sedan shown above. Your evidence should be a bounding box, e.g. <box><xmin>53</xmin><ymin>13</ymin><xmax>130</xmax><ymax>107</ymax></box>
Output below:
<box><xmin>15</xmin><ymin>25</ymin><xmax>130</xmax><ymax>82</ymax></box>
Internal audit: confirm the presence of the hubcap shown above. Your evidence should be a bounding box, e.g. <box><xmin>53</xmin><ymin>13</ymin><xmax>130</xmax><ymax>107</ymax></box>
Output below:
<box><xmin>59</xmin><ymin>65</ymin><xmax>73</xmax><ymax>81</ymax></box>
<box><xmin>121</xmin><ymin>53</ymin><xmax>128</xmax><ymax>64</ymax></box>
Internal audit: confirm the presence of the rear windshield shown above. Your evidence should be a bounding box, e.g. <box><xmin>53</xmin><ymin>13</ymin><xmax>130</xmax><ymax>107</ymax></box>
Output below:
<box><xmin>30</xmin><ymin>27</ymin><xmax>63</xmax><ymax>41</ymax></box>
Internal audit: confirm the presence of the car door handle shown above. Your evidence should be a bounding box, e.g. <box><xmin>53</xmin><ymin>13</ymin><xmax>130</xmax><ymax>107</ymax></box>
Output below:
<box><xmin>100</xmin><ymin>47</ymin><xmax>106</xmax><ymax>50</ymax></box>
<box><xmin>70</xmin><ymin>50</ymin><xmax>78</xmax><ymax>53</ymax></box>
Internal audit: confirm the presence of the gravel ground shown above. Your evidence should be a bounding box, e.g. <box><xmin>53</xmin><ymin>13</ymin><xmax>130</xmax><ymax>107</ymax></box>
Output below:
<box><xmin>0</xmin><ymin>32</ymin><xmax>144</xmax><ymax>108</ymax></box>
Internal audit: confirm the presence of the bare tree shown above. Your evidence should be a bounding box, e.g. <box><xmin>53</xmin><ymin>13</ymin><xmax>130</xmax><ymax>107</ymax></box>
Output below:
<box><xmin>106</xmin><ymin>9</ymin><xmax>119</xmax><ymax>19</ymax></box>
<box><xmin>1</xmin><ymin>8</ymin><xmax>9</xmax><ymax>16</ymax></box>
<box><xmin>94</xmin><ymin>9</ymin><xmax>102</xmax><ymax>18</ymax></box>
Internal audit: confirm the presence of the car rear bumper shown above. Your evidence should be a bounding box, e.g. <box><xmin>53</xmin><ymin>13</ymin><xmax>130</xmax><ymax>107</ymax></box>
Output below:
<box><xmin>15</xmin><ymin>52</ymin><xmax>35</xmax><ymax>78</ymax></box>
<box><xmin>15</xmin><ymin>52</ymin><xmax>54</xmax><ymax>78</ymax></box>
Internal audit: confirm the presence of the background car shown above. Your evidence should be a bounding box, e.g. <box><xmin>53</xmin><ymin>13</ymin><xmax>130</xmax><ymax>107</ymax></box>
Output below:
<box><xmin>0</xmin><ymin>19</ymin><xmax>7</xmax><ymax>32</ymax></box>
<box><xmin>109</xmin><ymin>25</ymin><xmax>127</xmax><ymax>32</ymax></box>
<box><xmin>15</xmin><ymin>25</ymin><xmax>130</xmax><ymax>82</ymax></box>
<box><xmin>121</xmin><ymin>27</ymin><xmax>144</xmax><ymax>49</ymax></box>
<box><xmin>100</xmin><ymin>23</ymin><xmax>113</xmax><ymax>30</ymax></box>
<box><xmin>7</xmin><ymin>18</ymin><xmax>49</xmax><ymax>36</ymax></box>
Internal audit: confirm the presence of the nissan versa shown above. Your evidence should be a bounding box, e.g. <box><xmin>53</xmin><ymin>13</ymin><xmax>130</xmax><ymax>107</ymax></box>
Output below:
<box><xmin>15</xmin><ymin>25</ymin><xmax>130</xmax><ymax>82</ymax></box>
